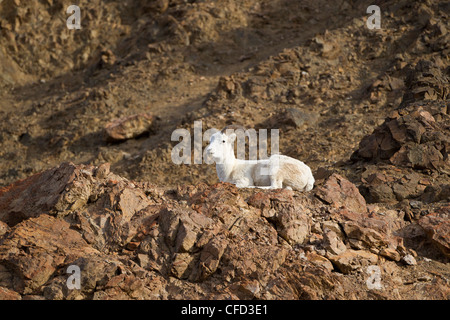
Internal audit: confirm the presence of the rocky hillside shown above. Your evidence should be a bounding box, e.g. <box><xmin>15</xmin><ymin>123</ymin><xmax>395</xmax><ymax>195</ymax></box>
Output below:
<box><xmin>0</xmin><ymin>162</ymin><xmax>448</xmax><ymax>299</ymax></box>
<box><xmin>0</xmin><ymin>0</ymin><xmax>449</xmax><ymax>300</ymax></box>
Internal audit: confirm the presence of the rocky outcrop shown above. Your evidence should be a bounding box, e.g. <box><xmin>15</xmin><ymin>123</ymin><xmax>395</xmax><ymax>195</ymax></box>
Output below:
<box><xmin>352</xmin><ymin>103</ymin><xmax>449</xmax><ymax>171</ymax></box>
<box><xmin>352</xmin><ymin>101</ymin><xmax>449</xmax><ymax>205</ymax></box>
<box><xmin>0</xmin><ymin>162</ymin><xmax>448</xmax><ymax>300</ymax></box>
<box><xmin>418</xmin><ymin>208</ymin><xmax>450</xmax><ymax>258</ymax></box>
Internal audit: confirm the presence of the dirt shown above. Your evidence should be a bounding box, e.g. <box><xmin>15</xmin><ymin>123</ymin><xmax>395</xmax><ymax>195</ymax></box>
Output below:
<box><xmin>0</xmin><ymin>0</ymin><xmax>449</xmax><ymax>300</ymax></box>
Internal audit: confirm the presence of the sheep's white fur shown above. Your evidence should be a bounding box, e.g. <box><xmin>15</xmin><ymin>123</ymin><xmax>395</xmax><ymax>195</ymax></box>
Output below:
<box><xmin>205</xmin><ymin>126</ymin><xmax>314</xmax><ymax>191</ymax></box>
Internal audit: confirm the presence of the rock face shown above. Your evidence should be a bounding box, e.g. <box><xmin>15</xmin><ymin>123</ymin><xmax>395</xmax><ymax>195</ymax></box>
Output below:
<box><xmin>352</xmin><ymin>104</ymin><xmax>449</xmax><ymax>171</ymax></box>
<box><xmin>418</xmin><ymin>210</ymin><xmax>450</xmax><ymax>258</ymax></box>
<box><xmin>0</xmin><ymin>163</ymin><xmax>448</xmax><ymax>300</ymax></box>
<box><xmin>352</xmin><ymin>101</ymin><xmax>449</xmax><ymax>205</ymax></box>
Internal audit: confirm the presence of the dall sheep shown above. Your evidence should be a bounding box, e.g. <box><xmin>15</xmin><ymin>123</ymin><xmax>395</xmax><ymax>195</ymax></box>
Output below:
<box><xmin>205</xmin><ymin>125</ymin><xmax>315</xmax><ymax>191</ymax></box>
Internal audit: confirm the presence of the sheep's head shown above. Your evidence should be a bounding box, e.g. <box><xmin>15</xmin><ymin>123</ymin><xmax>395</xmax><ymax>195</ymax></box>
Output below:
<box><xmin>205</xmin><ymin>125</ymin><xmax>246</xmax><ymax>164</ymax></box>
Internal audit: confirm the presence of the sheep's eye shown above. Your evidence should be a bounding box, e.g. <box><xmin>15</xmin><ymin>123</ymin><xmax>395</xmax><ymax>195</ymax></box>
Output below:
<box><xmin>222</xmin><ymin>140</ymin><xmax>225</xmax><ymax>143</ymax></box>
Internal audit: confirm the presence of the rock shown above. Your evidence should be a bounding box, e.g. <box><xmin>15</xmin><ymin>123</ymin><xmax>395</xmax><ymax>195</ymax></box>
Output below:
<box><xmin>330</xmin><ymin>205</ymin><xmax>405</xmax><ymax>257</ymax></box>
<box><xmin>94</xmin><ymin>163</ymin><xmax>111</xmax><ymax>179</ymax></box>
<box><xmin>355</xmin><ymin>102</ymin><xmax>449</xmax><ymax>205</ymax></box>
<box><xmin>352</xmin><ymin>104</ymin><xmax>449</xmax><ymax>173</ymax></box>
<box><xmin>0</xmin><ymin>221</ymin><xmax>9</xmax><ymax>237</ymax></box>
<box><xmin>273</xmin><ymin>205</ymin><xmax>311</xmax><ymax>245</ymax></box>
<box><xmin>0</xmin><ymin>162</ymin><xmax>90</xmax><ymax>226</ymax></box>
<box><xmin>305</xmin><ymin>252</ymin><xmax>334</xmax><ymax>272</ymax></box>
<box><xmin>312</xmin><ymin>35</ymin><xmax>340</xmax><ymax>59</ymax></box>
<box><xmin>221</xmin><ymin>243</ymin><xmax>288</xmax><ymax>284</ymax></box>
<box><xmin>97</xmin><ymin>49</ymin><xmax>117</xmax><ymax>69</ymax></box>
<box><xmin>0</xmin><ymin>286</ymin><xmax>21</xmax><ymax>300</ymax></box>
<box><xmin>0</xmin><ymin>162</ymin><xmax>448</xmax><ymax>300</ymax></box>
<box><xmin>420</xmin><ymin>185</ymin><xmax>450</xmax><ymax>203</ymax></box>
<box><xmin>379</xmin><ymin>248</ymin><xmax>401</xmax><ymax>261</ymax></box>
<box><xmin>401</xmin><ymin>254</ymin><xmax>417</xmax><ymax>266</ymax></box>
<box><xmin>391</xmin><ymin>172</ymin><xmax>422</xmax><ymax>200</ymax></box>
<box><xmin>232</xmin><ymin>279</ymin><xmax>261</xmax><ymax>299</ymax></box>
<box><xmin>323</xmin><ymin>230</ymin><xmax>347</xmax><ymax>255</ymax></box>
<box><xmin>402</xmin><ymin>144</ymin><xmax>443</xmax><ymax>170</ymax></box>
<box><xmin>0</xmin><ymin>214</ymin><xmax>98</xmax><ymax>294</ymax></box>
<box><xmin>143</xmin><ymin>0</ymin><xmax>169</xmax><ymax>14</ymax></box>
<box><xmin>418</xmin><ymin>211</ymin><xmax>450</xmax><ymax>258</ymax></box>
<box><xmin>328</xmin><ymin>250</ymin><xmax>378</xmax><ymax>274</ymax></box>
<box><xmin>360</xmin><ymin>165</ymin><xmax>433</xmax><ymax>204</ymax></box>
<box><xmin>315</xmin><ymin>173</ymin><xmax>367</xmax><ymax>214</ymax></box>
<box><xmin>341</xmin><ymin>221</ymin><xmax>389</xmax><ymax>250</ymax></box>
<box><xmin>313</xmin><ymin>167</ymin><xmax>333</xmax><ymax>183</ymax></box>
<box><xmin>170</xmin><ymin>253</ymin><xmax>197</xmax><ymax>279</ymax></box>
<box><xmin>353</xmin><ymin>125</ymin><xmax>399</xmax><ymax>161</ymax></box>
<box><xmin>401</xmin><ymin>60</ymin><xmax>449</xmax><ymax>106</ymax></box>
<box><xmin>104</xmin><ymin>112</ymin><xmax>154</xmax><ymax>142</ymax></box>
<box><xmin>283</xmin><ymin>108</ymin><xmax>319</xmax><ymax>129</ymax></box>
<box><xmin>388</xmin><ymin>77</ymin><xmax>405</xmax><ymax>91</ymax></box>
<box><xmin>361</xmin><ymin>172</ymin><xmax>396</xmax><ymax>203</ymax></box>
<box><xmin>247</xmin><ymin>189</ymin><xmax>294</xmax><ymax>218</ymax></box>
<box><xmin>321</xmin><ymin>220</ymin><xmax>344</xmax><ymax>238</ymax></box>
<box><xmin>197</xmin><ymin>235</ymin><xmax>228</xmax><ymax>280</ymax></box>
<box><xmin>248</xmin><ymin>189</ymin><xmax>311</xmax><ymax>245</ymax></box>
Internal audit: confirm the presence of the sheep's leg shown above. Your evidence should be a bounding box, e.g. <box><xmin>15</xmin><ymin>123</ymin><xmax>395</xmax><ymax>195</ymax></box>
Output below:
<box><xmin>235</xmin><ymin>177</ymin><xmax>254</xmax><ymax>188</ymax></box>
<box><xmin>270</xmin><ymin>176</ymin><xmax>283</xmax><ymax>189</ymax></box>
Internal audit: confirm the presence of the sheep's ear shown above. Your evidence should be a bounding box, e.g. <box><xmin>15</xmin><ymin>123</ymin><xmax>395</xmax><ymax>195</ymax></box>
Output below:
<box><xmin>228</xmin><ymin>133</ymin><xmax>237</xmax><ymax>142</ymax></box>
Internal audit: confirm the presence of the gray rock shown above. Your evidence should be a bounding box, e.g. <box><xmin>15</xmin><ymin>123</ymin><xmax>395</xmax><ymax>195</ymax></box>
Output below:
<box><xmin>401</xmin><ymin>254</ymin><xmax>417</xmax><ymax>266</ymax></box>
<box><xmin>284</xmin><ymin>108</ymin><xmax>319</xmax><ymax>129</ymax></box>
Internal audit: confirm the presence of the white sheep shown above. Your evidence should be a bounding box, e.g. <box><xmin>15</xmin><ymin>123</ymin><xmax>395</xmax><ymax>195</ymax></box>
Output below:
<box><xmin>205</xmin><ymin>125</ymin><xmax>315</xmax><ymax>191</ymax></box>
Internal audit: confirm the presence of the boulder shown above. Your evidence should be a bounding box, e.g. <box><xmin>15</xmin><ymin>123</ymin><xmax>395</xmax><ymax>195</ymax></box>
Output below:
<box><xmin>323</xmin><ymin>230</ymin><xmax>347</xmax><ymax>255</ymax></box>
<box><xmin>104</xmin><ymin>112</ymin><xmax>154</xmax><ymax>142</ymax></box>
<box><xmin>0</xmin><ymin>214</ymin><xmax>98</xmax><ymax>294</ymax></box>
<box><xmin>283</xmin><ymin>108</ymin><xmax>320</xmax><ymax>129</ymax></box>
<box><xmin>248</xmin><ymin>189</ymin><xmax>311</xmax><ymax>245</ymax></box>
<box><xmin>315</xmin><ymin>173</ymin><xmax>367</xmax><ymax>214</ymax></box>
<box><xmin>352</xmin><ymin>104</ymin><xmax>449</xmax><ymax>173</ymax></box>
<box><xmin>328</xmin><ymin>250</ymin><xmax>378</xmax><ymax>274</ymax></box>
<box><xmin>418</xmin><ymin>211</ymin><xmax>450</xmax><ymax>258</ymax></box>
<box><xmin>0</xmin><ymin>162</ymin><xmax>87</xmax><ymax>226</ymax></box>
<box><xmin>0</xmin><ymin>286</ymin><xmax>21</xmax><ymax>300</ymax></box>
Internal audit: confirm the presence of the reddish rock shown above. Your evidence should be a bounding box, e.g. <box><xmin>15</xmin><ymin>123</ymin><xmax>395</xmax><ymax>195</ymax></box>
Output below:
<box><xmin>0</xmin><ymin>286</ymin><xmax>21</xmax><ymax>300</ymax></box>
<box><xmin>248</xmin><ymin>189</ymin><xmax>311</xmax><ymax>244</ymax></box>
<box><xmin>418</xmin><ymin>211</ymin><xmax>450</xmax><ymax>258</ymax></box>
<box><xmin>0</xmin><ymin>162</ymin><xmax>82</xmax><ymax>226</ymax></box>
<box><xmin>0</xmin><ymin>163</ymin><xmax>448</xmax><ymax>300</ymax></box>
<box><xmin>352</xmin><ymin>104</ymin><xmax>449</xmax><ymax>173</ymax></box>
<box><xmin>247</xmin><ymin>188</ymin><xmax>294</xmax><ymax>217</ymax></box>
<box><xmin>0</xmin><ymin>214</ymin><xmax>98</xmax><ymax>294</ymax></box>
<box><xmin>315</xmin><ymin>173</ymin><xmax>367</xmax><ymax>214</ymax></box>
<box><xmin>323</xmin><ymin>229</ymin><xmax>347</xmax><ymax>255</ymax></box>
<box><xmin>104</xmin><ymin>112</ymin><xmax>153</xmax><ymax>142</ymax></box>
<box><xmin>379</xmin><ymin>248</ymin><xmax>401</xmax><ymax>261</ymax></box>
<box><xmin>328</xmin><ymin>250</ymin><xmax>378</xmax><ymax>274</ymax></box>
<box><xmin>341</xmin><ymin>220</ymin><xmax>389</xmax><ymax>250</ymax></box>
<box><xmin>305</xmin><ymin>252</ymin><xmax>334</xmax><ymax>272</ymax></box>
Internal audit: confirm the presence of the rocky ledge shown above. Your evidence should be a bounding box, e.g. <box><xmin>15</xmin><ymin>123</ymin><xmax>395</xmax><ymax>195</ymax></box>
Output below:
<box><xmin>0</xmin><ymin>161</ymin><xmax>448</xmax><ymax>300</ymax></box>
